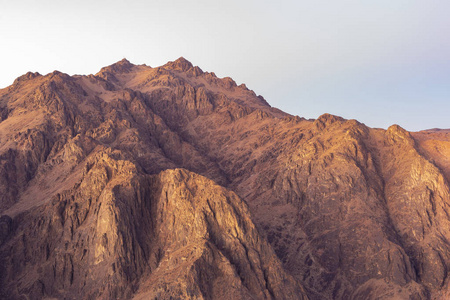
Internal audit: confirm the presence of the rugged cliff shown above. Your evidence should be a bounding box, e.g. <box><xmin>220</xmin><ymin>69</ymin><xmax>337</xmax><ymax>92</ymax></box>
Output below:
<box><xmin>0</xmin><ymin>58</ymin><xmax>449</xmax><ymax>299</ymax></box>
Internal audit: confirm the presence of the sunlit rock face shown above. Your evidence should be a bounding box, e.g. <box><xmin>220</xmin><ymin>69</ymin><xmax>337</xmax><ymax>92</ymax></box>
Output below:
<box><xmin>0</xmin><ymin>58</ymin><xmax>449</xmax><ymax>299</ymax></box>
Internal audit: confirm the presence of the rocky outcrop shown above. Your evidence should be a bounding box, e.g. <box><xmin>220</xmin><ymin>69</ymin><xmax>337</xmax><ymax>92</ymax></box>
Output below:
<box><xmin>0</xmin><ymin>153</ymin><xmax>306</xmax><ymax>299</ymax></box>
<box><xmin>134</xmin><ymin>169</ymin><xmax>306</xmax><ymax>299</ymax></box>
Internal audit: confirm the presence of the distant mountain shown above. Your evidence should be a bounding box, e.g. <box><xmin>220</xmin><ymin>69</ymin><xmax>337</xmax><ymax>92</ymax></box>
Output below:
<box><xmin>0</xmin><ymin>58</ymin><xmax>449</xmax><ymax>299</ymax></box>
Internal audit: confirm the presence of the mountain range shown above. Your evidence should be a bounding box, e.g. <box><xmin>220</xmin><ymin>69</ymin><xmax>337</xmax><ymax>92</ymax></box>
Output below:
<box><xmin>0</xmin><ymin>58</ymin><xmax>449</xmax><ymax>299</ymax></box>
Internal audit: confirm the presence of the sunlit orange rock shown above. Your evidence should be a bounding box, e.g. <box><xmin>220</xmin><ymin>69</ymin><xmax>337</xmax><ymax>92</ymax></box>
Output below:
<box><xmin>0</xmin><ymin>58</ymin><xmax>449</xmax><ymax>299</ymax></box>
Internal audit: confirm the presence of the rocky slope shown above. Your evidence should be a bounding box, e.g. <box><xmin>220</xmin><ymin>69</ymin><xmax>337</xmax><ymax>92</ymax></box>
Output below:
<box><xmin>0</xmin><ymin>58</ymin><xmax>449</xmax><ymax>299</ymax></box>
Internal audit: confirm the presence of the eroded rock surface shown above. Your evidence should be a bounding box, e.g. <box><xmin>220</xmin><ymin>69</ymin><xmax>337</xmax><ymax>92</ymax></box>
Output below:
<box><xmin>0</xmin><ymin>58</ymin><xmax>449</xmax><ymax>299</ymax></box>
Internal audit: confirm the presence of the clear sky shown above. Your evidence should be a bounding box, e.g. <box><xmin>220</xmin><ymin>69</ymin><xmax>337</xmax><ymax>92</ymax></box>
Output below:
<box><xmin>1</xmin><ymin>0</ymin><xmax>449</xmax><ymax>131</ymax></box>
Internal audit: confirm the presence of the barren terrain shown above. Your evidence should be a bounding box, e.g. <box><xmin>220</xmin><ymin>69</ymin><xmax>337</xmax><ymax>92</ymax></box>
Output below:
<box><xmin>0</xmin><ymin>58</ymin><xmax>449</xmax><ymax>299</ymax></box>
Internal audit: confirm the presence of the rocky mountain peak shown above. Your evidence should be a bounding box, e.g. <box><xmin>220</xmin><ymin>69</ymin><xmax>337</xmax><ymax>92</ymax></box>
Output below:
<box><xmin>0</xmin><ymin>59</ymin><xmax>449</xmax><ymax>300</ymax></box>
<box><xmin>12</xmin><ymin>71</ymin><xmax>42</xmax><ymax>85</ymax></box>
<box><xmin>163</xmin><ymin>56</ymin><xmax>194</xmax><ymax>72</ymax></box>
<box><xmin>113</xmin><ymin>57</ymin><xmax>134</xmax><ymax>68</ymax></box>
<box><xmin>96</xmin><ymin>58</ymin><xmax>135</xmax><ymax>77</ymax></box>
<box><xmin>313</xmin><ymin>113</ymin><xmax>344</xmax><ymax>130</ymax></box>
<box><xmin>386</xmin><ymin>124</ymin><xmax>415</xmax><ymax>146</ymax></box>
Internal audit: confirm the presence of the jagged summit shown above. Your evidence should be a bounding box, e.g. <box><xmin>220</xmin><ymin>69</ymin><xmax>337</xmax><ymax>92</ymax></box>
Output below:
<box><xmin>112</xmin><ymin>57</ymin><xmax>134</xmax><ymax>67</ymax></box>
<box><xmin>163</xmin><ymin>56</ymin><xmax>194</xmax><ymax>71</ymax></box>
<box><xmin>13</xmin><ymin>71</ymin><xmax>41</xmax><ymax>84</ymax></box>
<box><xmin>118</xmin><ymin>57</ymin><xmax>131</xmax><ymax>64</ymax></box>
<box><xmin>96</xmin><ymin>57</ymin><xmax>135</xmax><ymax>77</ymax></box>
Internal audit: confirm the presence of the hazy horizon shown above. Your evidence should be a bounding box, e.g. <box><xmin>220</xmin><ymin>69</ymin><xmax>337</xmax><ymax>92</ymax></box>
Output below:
<box><xmin>1</xmin><ymin>0</ymin><xmax>449</xmax><ymax>131</ymax></box>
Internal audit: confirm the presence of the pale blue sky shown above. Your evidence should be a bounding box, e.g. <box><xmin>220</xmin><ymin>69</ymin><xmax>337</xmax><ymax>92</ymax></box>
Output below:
<box><xmin>1</xmin><ymin>0</ymin><xmax>449</xmax><ymax>131</ymax></box>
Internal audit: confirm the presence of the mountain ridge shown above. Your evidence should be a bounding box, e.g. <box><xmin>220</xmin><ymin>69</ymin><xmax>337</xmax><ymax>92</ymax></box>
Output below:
<box><xmin>0</xmin><ymin>58</ymin><xmax>449</xmax><ymax>299</ymax></box>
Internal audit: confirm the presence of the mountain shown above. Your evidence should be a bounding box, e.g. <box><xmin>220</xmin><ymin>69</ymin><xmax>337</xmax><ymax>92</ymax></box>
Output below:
<box><xmin>0</xmin><ymin>57</ymin><xmax>449</xmax><ymax>299</ymax></box>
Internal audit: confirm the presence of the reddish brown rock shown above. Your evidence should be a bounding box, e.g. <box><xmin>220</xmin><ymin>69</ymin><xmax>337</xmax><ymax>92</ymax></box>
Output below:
<box><xmin>0</xmin><ymin>58</ymin><xmax>449</xmax><ymax>299</ymax></box>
